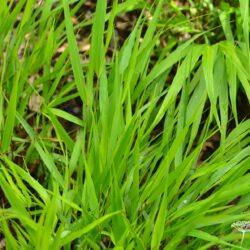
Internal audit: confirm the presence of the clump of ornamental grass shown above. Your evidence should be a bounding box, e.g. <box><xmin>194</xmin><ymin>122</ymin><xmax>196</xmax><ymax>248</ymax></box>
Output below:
<box><xmin>0</xmin><ymin>0</ymin><xmax>250</xmax><ymax>249</ymax></box>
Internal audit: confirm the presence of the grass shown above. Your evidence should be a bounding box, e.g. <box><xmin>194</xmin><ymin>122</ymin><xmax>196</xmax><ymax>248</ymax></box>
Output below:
<box><xmin>0</xmin><ymin>0</ymin><xmax>250</xmax><ymax>249</ymax></box>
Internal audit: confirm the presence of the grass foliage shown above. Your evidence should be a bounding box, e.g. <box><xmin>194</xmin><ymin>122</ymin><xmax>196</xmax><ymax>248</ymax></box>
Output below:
<box><xmin>0</xmin><ymin>0</ymin><xmax>250</xmax><ymax>249</ymax></box>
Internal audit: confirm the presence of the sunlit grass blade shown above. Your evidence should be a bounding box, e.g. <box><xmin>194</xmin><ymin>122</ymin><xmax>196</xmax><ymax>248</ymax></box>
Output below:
<box><xmin>1</xmin><ymin>70</ymin><xmax>20</xmax><ymax>152</ymax></box>
<box><xmin>63</xmin><ymin>0</ymin><xmax>88</xmax><ymax>104</ymax></box>
<box><xmin>90</xmin><ymin>0</ymin><xmax>107</xmax><ymax>76</ymax></box>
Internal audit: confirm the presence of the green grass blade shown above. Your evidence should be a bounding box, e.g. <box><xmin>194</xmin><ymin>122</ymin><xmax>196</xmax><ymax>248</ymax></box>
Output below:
<box><xmin>90</xmin><ymin>0</ymin><xmax>107</xmax><ymax>76</ymax></box>
<box><xmin>60</xmin><ymin>211</ymin><xmax>122</xmax><ymax>246</ymax></box>
<box><xmin>63</xmin><ymin>0</ymin><xmax>88</xmax><ymax>104</ymax></box>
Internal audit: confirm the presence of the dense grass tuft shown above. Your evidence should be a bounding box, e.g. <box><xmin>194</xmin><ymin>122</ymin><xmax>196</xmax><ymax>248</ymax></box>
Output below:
<box><xmin>0</xmin><ymin>1</ymin><xmax>250</xmax><ymax>249</ymax></box>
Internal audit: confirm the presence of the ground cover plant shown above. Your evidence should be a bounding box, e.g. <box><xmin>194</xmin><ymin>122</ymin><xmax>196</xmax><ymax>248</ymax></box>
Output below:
<box><xmin>0</xmin><ymin>0</ymin><xmax>250</xmax><ymax>249</ymax></box>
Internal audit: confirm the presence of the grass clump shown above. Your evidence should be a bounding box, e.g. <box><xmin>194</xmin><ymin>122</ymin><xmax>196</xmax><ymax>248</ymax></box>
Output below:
<box><xmin>0</xmin><ymin>0</ymin><xmax>250</xmax><ymax>249</ymax></box>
